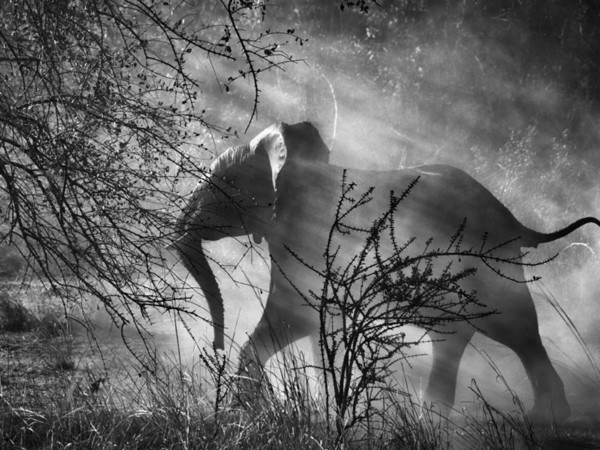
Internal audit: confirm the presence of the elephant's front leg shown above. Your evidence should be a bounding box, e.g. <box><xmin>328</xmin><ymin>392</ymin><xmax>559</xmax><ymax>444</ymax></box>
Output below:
<box><xmin>237</xmin><ymin>282</ymin><xmax>314</xmax><ymax>396</ymax></box>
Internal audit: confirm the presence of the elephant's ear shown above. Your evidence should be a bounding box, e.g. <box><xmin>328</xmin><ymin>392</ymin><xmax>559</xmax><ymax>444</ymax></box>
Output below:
<box><xmin>249</xmin><ymin>123</ymin><xmax>288</xmax><ymax>192</ymax></box>
<box><xmin>248</xmin><ymin>121</ymin><xmax>330</xmax><ymax>191</ymax></box>
<box><xmin>279</xmin><ymin>122</ymin><xmax>330</xmax><ymax>165</ymax></box>
<box><xmin>252</xmin><ymin>122</ymin><xmax>329</xmax><ymax>187</ymax></box>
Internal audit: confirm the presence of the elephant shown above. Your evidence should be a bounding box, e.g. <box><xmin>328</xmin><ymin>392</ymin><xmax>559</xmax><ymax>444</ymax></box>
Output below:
<box><xmin>171</xmin><ymin>121</ymin><xmax>600</xmax><ymax>422</ymax></box>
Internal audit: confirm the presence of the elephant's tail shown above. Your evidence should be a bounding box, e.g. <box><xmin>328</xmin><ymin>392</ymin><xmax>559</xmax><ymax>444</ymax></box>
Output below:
<box><xmin>526</xmin><ymin>217</ymin><xmax>600</xmax><ymax>247</ymax></box>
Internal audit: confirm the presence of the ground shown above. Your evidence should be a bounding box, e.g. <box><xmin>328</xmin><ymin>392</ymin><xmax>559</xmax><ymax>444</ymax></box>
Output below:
<box><xmin>3</xmin><ymin>280</ymin><xmax>600</xmax><ymax>449</ymax></box>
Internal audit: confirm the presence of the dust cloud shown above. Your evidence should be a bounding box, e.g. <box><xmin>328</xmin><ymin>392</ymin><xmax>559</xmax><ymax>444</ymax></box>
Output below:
<box><xmin>113</xmin><ymin>1</ymin><xmax>600</xmax><ymax>419</ymax></box>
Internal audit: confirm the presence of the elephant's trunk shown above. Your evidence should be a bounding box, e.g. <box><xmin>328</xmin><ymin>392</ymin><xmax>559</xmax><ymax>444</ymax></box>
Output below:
<box><xmin>176</xmin><ymin>238</ymin><xmax>225</xmax><ymax>350</ymax></box>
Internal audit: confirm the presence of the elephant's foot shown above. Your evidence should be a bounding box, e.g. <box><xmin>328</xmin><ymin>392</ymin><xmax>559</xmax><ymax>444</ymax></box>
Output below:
<box><xmin>422</xmin><ymin>386</ymin><xmax>455</xmax><ymax>420</ymax></box>
<box><xmin>418</xmin><ymin>399</ymin><xmax>453</xmax><ymax>423</ymax></box>
<box><xmin>233</xmin><ymin>358</ymin><xmax>271</xmax><ymax>407</ymax></box>
<box><xmin>529</xmin><ymin>394</ymin><xmax>571</xmax><ymax>424</ymax></box>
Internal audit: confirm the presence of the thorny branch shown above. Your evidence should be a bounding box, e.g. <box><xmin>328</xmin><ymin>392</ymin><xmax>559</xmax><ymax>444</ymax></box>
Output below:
<box><xmin>0</xmin><ymin>0</ymin><xmax>303</xmax><ymax>355</ymax></box>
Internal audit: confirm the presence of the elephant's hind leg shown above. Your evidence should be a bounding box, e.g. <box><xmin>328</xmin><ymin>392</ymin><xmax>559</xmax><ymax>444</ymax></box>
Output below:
<box><xmin>493</xmin><ymin>329</ymin><xmax>570</xmax><ymax>423</ymax></box>
<box><xmin>484</xmin><ymin>285</ymin><xmax>570</xmax><ymax>423</ymax></box>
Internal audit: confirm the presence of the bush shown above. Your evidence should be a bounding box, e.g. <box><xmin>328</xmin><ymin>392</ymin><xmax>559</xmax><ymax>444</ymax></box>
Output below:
<box><xmin>0</xmin><ymin>290</ymin><xmax>36</xmax><ymax>332</ymax></box>
<box><xmin>0</xmin><ymin>247</ymin><xmax>24</xmax><ymax>281</ymax></box>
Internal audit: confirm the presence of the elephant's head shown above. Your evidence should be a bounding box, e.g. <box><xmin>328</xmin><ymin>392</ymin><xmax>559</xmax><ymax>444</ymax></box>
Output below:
<box><xmin>172</xmin><ymin>122</ymin><xmax>329</xmax><ymax>349</ymax></box>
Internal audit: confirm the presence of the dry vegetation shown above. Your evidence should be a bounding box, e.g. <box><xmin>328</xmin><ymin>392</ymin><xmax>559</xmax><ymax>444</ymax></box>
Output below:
<box><xmin>1</xmin><ymin>285</ymin><xmax>600</xmax><ymax>449</ymax></box>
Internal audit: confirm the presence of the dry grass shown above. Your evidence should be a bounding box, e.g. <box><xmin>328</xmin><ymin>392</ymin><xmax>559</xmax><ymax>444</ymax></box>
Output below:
<box><xmin>2</xmin><ymin>289</ymin><xmax>600</xmax><ymax>449</ymax></box>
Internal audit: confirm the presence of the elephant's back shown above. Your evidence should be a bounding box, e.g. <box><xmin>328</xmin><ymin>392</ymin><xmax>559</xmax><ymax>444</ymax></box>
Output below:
<box><xmin>402</xmin><ymin>164</ymin><xmax>528</xmax><ymax>248</ymax></box>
